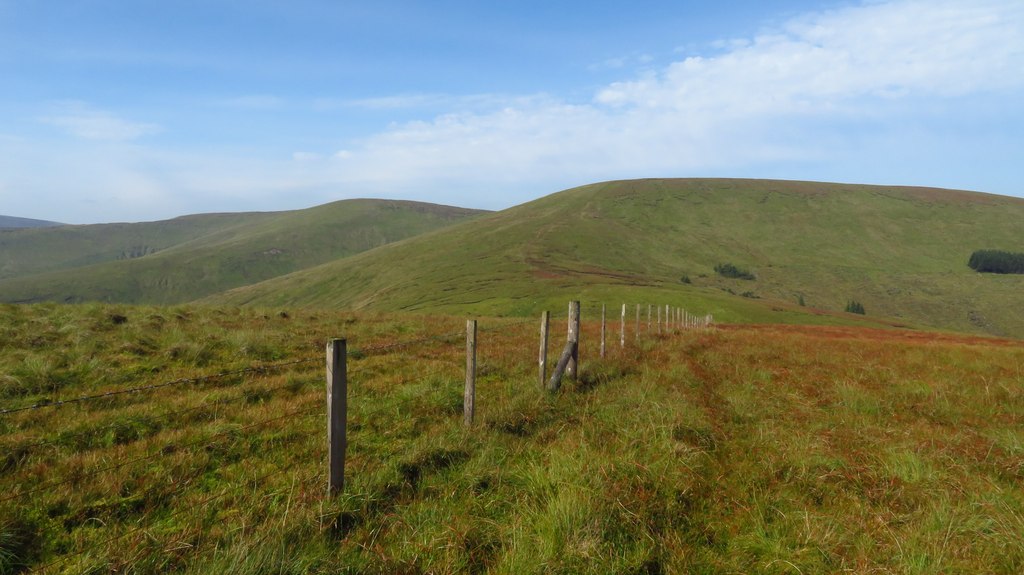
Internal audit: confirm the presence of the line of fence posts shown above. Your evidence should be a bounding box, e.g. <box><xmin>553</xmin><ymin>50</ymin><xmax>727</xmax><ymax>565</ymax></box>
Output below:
<box><xmin>325</xmin><ymin>301</ymin><xmax>712</xmax><ymax>496</ymax></box>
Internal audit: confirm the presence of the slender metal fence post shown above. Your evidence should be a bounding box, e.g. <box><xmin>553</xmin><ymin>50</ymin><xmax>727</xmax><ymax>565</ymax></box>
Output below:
<box><xmin>465</xmin><ymin>320</ymin><xmax>477</xmax><ymax>426</ymax></box>
<box><xmin>600</xmin><ymin>303</ymin><xmax>607</xmax><ymax>358</ymax></box>
<box><xmin>620</xmin><ymin>303</ymin><xmax>626</xmax><ymax>349</ymax></box>
<box><xmin>327</xmin><ymin>339</ymin><xmax>347</xmax><ymax>496</ymax></box>
<box><xmin>539</xmin><ymin>311</ymin><xmax>549</xmax><ymax>388</ymax></box>
<box><xmin>566</xmin><ymin>301</ymin><xmax>580</xmax><ymax>380</ymax></box>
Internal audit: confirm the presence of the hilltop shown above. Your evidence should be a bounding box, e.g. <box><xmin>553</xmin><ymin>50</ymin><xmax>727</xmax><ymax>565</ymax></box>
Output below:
<box><xmin>209</xmin><ymin>178</ymin><xmax>1024</xmax><ymax>337</ymax></box>
<box><xmin>0</xmin><ymin>200</ymin><xmax>485</xmax><ymax>305</ymax></box>
<box><xmin>0</xmin><ymin>215</ymin><xmax>63</xmax><ymax>230</ymax></box>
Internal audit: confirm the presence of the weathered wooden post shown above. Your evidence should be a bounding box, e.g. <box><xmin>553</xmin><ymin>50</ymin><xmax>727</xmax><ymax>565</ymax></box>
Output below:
<box><xmin>539</xmin><ymin>311</ymin><xmax>549</xmax><ymax>388</ymax></box>
<box><xmin>620</xmin><ymin>303</ymin><xmax>626</xmax><ymax>349</ymax></box>
<box><xmin>600</xmin><ymin>303</ymin><xmax>607</xmax><ymax>358</ymax></box>
<box><xmin>566</xmin><ymin>301</ymin><xmax>580</xmax><ymax>380</ymax></box>
<box><xmin>465</xmin><ymin>320</ymin><xmax>477</xmax><ymax>426</ymax></box>
<box><xmin>635</xmin><ymin>304</ymin><xmax>640</xmax><ymax>342</ymax></box>
<box><xmin>647</xmin><ymin>304</ymin><xmax>652</xmax><ymax>333</ymax></box>
<box><xmin>327</xmin><ymin>338</ymin><xmax>347</xmax><ymax>496</ymax></box>
<box><xmin>666</xmin><ymin>305</ymin><xmax>671</xmax><ymax>333</ymax></box>
<box><xmin>657</xmin><ymin>305</ymin><xmax>661</xmax><ymax>334</ymax></box>
<box><xmin>547</xmin><ymin>340</ymin><xmax>576</xmax><ymax>392</ymax></box>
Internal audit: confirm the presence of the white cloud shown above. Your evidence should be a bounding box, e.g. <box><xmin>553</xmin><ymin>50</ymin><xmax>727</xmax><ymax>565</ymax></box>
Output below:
<box><xmin>40</xmin><ymin>102</ymin><xmax>160</xmax><ymax>141</ymax></box>
<box><xmin>8</xmin><ymin>0</ymin><xmax>1024</xmax><ymax>223</ymax></box>
<box><xmin>597</xmin><ymin>0</ymin><xmax>1024</xmax><ymax>112</ymax></box>
<box><xmin>323</xmin><ymin>0</ymin><xmax>1024</xmax><ymax>203</ymax></box>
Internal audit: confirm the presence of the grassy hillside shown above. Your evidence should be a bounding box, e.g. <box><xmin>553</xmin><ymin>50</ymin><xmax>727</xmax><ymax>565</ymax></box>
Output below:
<box><xmin>0</xmin><ymin>216</ymin><xmax>63</xmax><ymax>230</ymax></box>
<box><xmin>209</xmin><ymin>178</ymin><xmax>1024</xmax><ymax>338</ymax></box>
<box><xmin>0</xmin><ymin>200</ymin><xmax>484</xmax><ymax>305</ymax></box>
<box><xmin>0</xmin><ymin>212</ymin><xmax>275</xmax><ymax>280</ymax></box>
<box><xmin>3</xmin><ymin>303</ymin><xmax>1024</xmax><ymax>572</ymax></box>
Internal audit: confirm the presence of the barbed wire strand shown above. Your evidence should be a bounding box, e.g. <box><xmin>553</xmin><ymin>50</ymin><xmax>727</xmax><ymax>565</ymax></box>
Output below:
<box><xmin>478</xmin><ymin>317</ymin><xmax>534</xmax><ymax>334</ymax></box>
<box><xmin>353</xmin><ymin>329</ymin><xmax>465</xmax><ymax>357</ymax></box>
<box><xmin>0</xmin><ymin>357</ymin><xmax>321</xmax><ymax>416</ymax></box>
<box><xmin>0</xmin><ymin>404</ymin><xmax>322</xmax><ymax>504</ymax></box>
<box><xmin>5</xmin><ymin>321</ymin><xmax>539</xmax><ymax>417</ymax></box>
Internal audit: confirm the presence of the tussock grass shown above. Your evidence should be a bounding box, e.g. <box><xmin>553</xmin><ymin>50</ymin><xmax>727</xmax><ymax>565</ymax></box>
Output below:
<box><xmin>2</xmin><ymin>304</ymin><xmax>1024</xmax><ymax>573</ymax></box>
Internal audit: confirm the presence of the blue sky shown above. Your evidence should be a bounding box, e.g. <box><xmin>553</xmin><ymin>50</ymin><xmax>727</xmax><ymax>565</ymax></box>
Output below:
<box><xmin>1</xmin><ymin>0</ymin><xmax>1022</xmax><ymax>224</ymax></box>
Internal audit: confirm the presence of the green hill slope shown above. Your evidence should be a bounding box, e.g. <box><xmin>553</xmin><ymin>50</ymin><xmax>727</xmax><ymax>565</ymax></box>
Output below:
<box><xmin>0</xmin><ymin>215</ymin><xmax>64</xmax><ymax>229</ymax></box>
<box><xmin>208</xmin><ymin>178</ymin><xmax>1024</xmax><ymax>337</ymax></box>
<box><xmin>0</xmin><ymin>212</ymin><xmax>275</xmax><ymax>280</ymax></box>
<box><xmin>0</xmin><ymin>200</ymin><xmax>484</xmax><ymax>305</ymax></box>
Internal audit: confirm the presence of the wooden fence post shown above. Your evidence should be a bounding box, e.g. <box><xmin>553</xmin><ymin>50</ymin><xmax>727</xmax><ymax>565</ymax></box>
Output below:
<box><xmin>666</xmin><ymin>305</ymin><xmax>670</xmax><ymax>333</ymax></box>
<box><xmin>600</xmin><ymin>303</ymin><xmax>607</xmax><ymax>358</ymax></box>
<box><xmin>635</xmin><ymin>304</ymin><xmax>640</xmax><ymax>342</ymax></box>
<box><xmin>465</xmin><ymin>320</ymin><xmax>477</xmax><ymax>426</ymax></box>
<box><xmin>566</xmin><ymin>301</ymin><xmax>580</xmax><ymax>380</ymax></box>
<box><xmin>647</xmin><ymin>304</ymin><xmax>652</xmax><ymax>333</ymax></box>
<box><xmin>539</xmin><ymin>311</ymin><xmax>549</xmax><ymax>388</ymax></box>
<box><xmin>547</xmin><ymin>340</ymin><xmax>576</xmax><ymax>392</ymax></box>
<box><xmin>327</xmin><ymin>339</ymin><xmax>347</xmax><ymax>496</ymax></box>
<box><xmin>620</xmin><ymin>303</ymin><xmax>626</xmax><ymax>349</ymax></box>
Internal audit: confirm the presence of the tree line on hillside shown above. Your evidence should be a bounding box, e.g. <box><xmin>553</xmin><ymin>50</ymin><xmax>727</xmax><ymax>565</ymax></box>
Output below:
<box><xmin>714</xmin><ymin>262</ymin><xmax>756</xmax><ymax>280</ymax></box>
<box><xmin>968</xmin><ymin>250</ymin><xmax>1024</xmax><ymax>274</ymax></box>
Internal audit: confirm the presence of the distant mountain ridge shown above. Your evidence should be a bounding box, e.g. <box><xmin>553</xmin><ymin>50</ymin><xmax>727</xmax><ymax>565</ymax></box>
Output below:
<box><xmin>0</xmin><ymin>199</ymin><xmax>486</xmax><ymax>304</ymax></box>
<box><xmin>6</xmin><ymin>178</ymin><xmax>1024</xmax><ymax>338</ymax></box>
<box><xmin>0</xmin><ymin>215</ymin><xmax>64</xmax><ymax>229</ymax></box>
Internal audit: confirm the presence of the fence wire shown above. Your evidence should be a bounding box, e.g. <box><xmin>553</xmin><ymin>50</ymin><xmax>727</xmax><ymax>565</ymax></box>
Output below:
<box><xmin>0</xmin><ymin>357</ymin><xmax>321</xmax><ymax>416</ymax></box>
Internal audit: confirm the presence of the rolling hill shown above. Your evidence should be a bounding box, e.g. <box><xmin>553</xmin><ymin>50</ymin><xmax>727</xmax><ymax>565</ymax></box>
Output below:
<box><xmin>207</xmin><ymin>178</ymin><xmax>1024</xmax><ymax>337</ymax></box>
<box><xmin>0</xmin><ymin>200</ymin><xmax>485</xmax><ymax>305</ymax></box>
<box><xmin>0</xmin><ymin>212</ymin><xmax>276</xmax><ymax>281</ymax></box>
<box><xmin>0</xmin><ymin>215</ymin><xmax>64</xmax><ymax>229</ymax></box>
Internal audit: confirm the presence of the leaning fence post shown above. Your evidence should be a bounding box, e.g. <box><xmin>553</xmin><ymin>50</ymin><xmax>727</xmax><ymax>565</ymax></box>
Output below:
<box><xmin>327</xmin><ymin>338</ymin><xmax>347</xmax><ymax>496</ymax></box>
<box><xmin>566</xmin><ymin>301</ymin><xmax>580</xmax><ymax>380</ymax></box>
<box><xmin>539</xmin><ymin>311</ymin><xmax>549</xmax><ymax>388</ymax></box>
<box><xmin>465</xmin><ymin>320</ymin><xmax>477</xmax><ymax>426</ymax></box>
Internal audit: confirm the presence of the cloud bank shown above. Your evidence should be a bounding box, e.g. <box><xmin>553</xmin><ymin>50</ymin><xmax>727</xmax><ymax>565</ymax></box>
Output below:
<box><xmin>4</xmin><ymin>0</ymin><xmax>1023</xmax><ymax>223</ymax></box>
<box><xmin>326</xmin><ymin>0</ymin><xmax>1023</xmax><ymax>202</ymax></box>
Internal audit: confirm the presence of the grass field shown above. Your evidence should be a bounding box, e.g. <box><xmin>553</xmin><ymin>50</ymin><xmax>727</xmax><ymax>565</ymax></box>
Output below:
<box><xmin>3</xmin><ymin>302</ymin><xmax>1024</xmax><ymax>573</ymax></box>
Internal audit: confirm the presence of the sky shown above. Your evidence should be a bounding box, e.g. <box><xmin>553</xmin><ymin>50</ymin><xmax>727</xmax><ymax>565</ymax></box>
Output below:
<box><xmin>1</xmin><ymin>0</ymin><xmax>1022</xmax><ymax>224</ymax></box>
